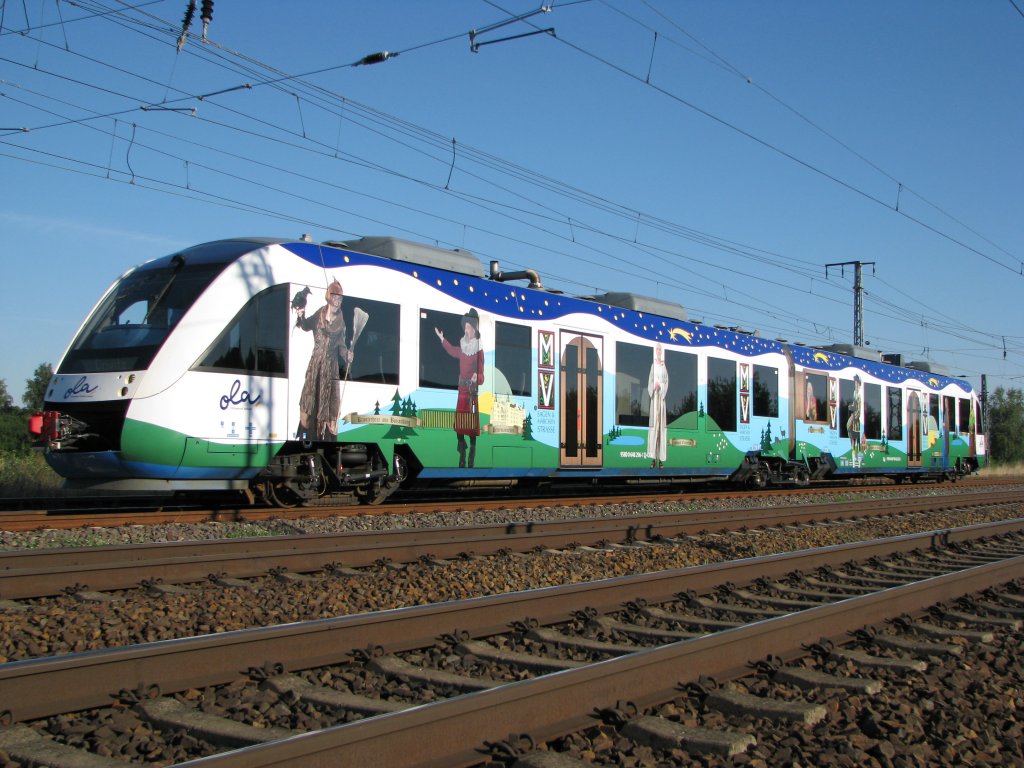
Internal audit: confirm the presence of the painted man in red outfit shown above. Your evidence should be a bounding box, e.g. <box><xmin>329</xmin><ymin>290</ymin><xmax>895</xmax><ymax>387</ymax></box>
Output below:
<box><xmin>434</xmin><ymin>308</ymin><xmax>484</xmax><ymax>468</ymax></box>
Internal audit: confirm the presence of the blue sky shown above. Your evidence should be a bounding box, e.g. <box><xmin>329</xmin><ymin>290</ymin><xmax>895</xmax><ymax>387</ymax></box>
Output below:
<box><xmin>1</xmin><ymin>1</ymin><xmax>1021</xmax><ymax>407</ymax></box>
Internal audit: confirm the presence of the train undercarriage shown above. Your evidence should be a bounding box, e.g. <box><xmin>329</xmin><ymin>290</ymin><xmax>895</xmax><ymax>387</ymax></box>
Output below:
<box><xmin>730</xmin><ymin>452</ymin><xmax>834</xmax><ymax>489</ymax></box>
<box><xmin>254</xmin><ymin>442</ymin><xmax>410</xmax><ymax>508</ymax></box>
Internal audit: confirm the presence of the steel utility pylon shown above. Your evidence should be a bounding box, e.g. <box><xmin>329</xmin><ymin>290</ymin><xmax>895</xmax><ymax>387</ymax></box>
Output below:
<box><xmin>826</xmin><ymin>260</ymin><xmax>876</xmax><ymax>347</ymax></box>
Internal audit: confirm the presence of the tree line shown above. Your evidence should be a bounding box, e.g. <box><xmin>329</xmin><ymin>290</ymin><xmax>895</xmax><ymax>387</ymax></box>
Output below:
<box><xmin>0</xmin><ymin>364</ymin><xmax>53</xmax><ymax>452</ymax></box>
<box><xmin>987</xmin><ymin>387</ymin><xmax>1024</xmax><ymax>465</ymax></box>
<box><xmin>0</xmin><ymin>363</ymin><xmax>1022</xmax><ymax>465</ymax></box>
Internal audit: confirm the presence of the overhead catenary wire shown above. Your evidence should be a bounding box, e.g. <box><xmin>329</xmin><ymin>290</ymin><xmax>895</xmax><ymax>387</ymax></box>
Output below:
<box><xmin>613</xmin><ymin>3</ymin><xmax>1024</xmax><ymax>274</ymax></box>
<box><xmin>0</xmin><ymin>0</ymin><xmax>1019</xmax><ymax>384</ymax></box>
<box><xmin>0</xmin><ymin>4</ymin><xmax>991</xmax><ymax>299</ymax></box>
<box><xmin>486</xmin><ymin>0</ymin><xmax>1022</xmax><ymax>278</ymax></box>
<box><xmin>11</xmin><ymin>0</ymin><xmax>1013</xmax><ymax>291</ymax></box>
<box><xmin>8</xmin><ymin>0</ymin><xmax>1021</xmax><ymax>284</ymax></box>
<box><xmin>0</xmin><ymin>22</ymin><xmax>991</xmax><ymax>350</ymax></box>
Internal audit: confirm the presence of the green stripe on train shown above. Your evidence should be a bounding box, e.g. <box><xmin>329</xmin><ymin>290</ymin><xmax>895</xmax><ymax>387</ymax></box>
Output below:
<box><xmin>122</xmin><ymin>419</ymin><xmax>283</xmax><ymax>469</ymax></box>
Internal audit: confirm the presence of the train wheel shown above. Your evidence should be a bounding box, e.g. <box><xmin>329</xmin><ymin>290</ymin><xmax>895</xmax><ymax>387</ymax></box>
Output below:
<box><xmin>747</xmin><ymin>465</ymin><xmax>768</xmax><ymax>490</ymax></box>
<box><xmin>264</xmin><ymin>481</ymin><xmax>300</xmax><ymax>509</ymax></box>
<box><xmin>793</xmin><ymin>466</ymin><xmax>810</xmax><ymax>487</ymax></box>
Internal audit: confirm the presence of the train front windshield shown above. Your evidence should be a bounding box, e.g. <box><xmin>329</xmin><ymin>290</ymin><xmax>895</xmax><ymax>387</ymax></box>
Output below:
<box><xmin>58</xmin><ymin>243</ymin><xmax>246</xmax><ymax>374</ymax></box>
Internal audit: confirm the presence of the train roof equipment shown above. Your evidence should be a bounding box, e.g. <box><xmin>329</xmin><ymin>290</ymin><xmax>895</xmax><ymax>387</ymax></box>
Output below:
<box><xmin>332</xmin><ymin>236</ymin><xmax>485</xmax><ymax>278</ymax></box>
<box><xmin>586</xmin><ymin>292</ymin><xmax>689</xmax><ymax>322</ymax></box>
<box><xmin>822</xmin><ymin>343</ymin><xmax>882</xmax><ymax>362</ymax></box>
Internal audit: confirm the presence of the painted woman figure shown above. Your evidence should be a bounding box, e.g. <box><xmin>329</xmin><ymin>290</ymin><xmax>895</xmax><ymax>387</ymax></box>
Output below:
<box><xmin>846</xmin><ymin>374</ymin><xmax>863</xmax><ymax>467</ymax></box>
<box><xmin>647</xmin><ymin>343</ymin><xmax>669</xmax><ymax>468</ymax></box>
<box><xmin>295</xmin><ymin>279</ymin><xmax>352</xmax><ymax>440</ymax></box>
<box><xmin>435</xmin><ymin>308</ymin><xmax>484</xmax><ymax>468</ymax></box>
<box><xmin>804</xmin><ymin>379</ymin><xmax>818</xmax><ymax>421</ymax></box>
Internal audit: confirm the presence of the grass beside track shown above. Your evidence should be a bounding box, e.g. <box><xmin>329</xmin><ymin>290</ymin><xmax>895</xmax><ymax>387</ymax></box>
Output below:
<box><xmin>0</xmin><ymin>451</ymin><xmax>62</xmax><ymax>496</ymax></box>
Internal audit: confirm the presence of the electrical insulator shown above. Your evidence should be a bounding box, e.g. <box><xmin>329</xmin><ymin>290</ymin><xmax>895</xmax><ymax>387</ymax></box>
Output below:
<box><xmin>355</xmin><ymin>51</ymin><xmax>397</xmax><ymax>66</ymax></box>
<box><xmin>177</xmin><ymin>0</ymin><xmax>196</xmax><ymax>52</ymax></box>
<box><xmin>201</xmin><ymin>0</ymin><xmax>214</xmax><ymax>40</ymax></box>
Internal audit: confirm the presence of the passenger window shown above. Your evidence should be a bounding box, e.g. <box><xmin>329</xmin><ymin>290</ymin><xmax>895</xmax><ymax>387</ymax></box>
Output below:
<box><xmin>943</xmin><ymin>395</ymin><xmax>956</xmax><ymax>432</ymax></box>
<box><xmin>864</xmin><ymin>382</ymin><xmax>881</xmax><ymax>440</ymax></box>
<box><xmin>420</xmin><ymin>309</ymin><xmax>472</xmax><ymax>390</ymax></box>
<box><xmin>344</xmin><ymin>296</ymin><xmax>400</xmax><ymax>385</ymax></box>
<box><xmin>886</xmin><ymin>387</ymin><xmax>903</xmax><ymax>441</ymax></box>
<box><xmin>707</xmin><ymin>357</ymin><xmax>737</xmax><ymax>432</ymax></box>
<box><xmin>958</xmin><ymin>398</ymin><xmax>971</xmax><ymax>435</ymax></box>
<box><xmin>196</xmin><ymin>285</ymin><xmax>287</xmax><ymax>376</ymax></box>
<box><xmin>839</xmin><ymin>377</ymin><xmax>862</xmax><ymax>438</ymax></box>
<box><xmin>753</xmin><ymin>365</ymin><xmax>779</xmax><ymax>418</ymax></box>
<box><xmin>495</xmin><ymin>322</ymin><xmax>531</xmax><ymax>397</ymax></box>
<box><xmin>664</xmin><ymin>349</ymin><xmax>698</xmax><ymax>424</ymax></box>
<box><xmin>801</xmin><ymin>373</ymin><xmax>828</xmax><ymax>423</ymax></box>
<box><xmin>616</xmin><ymin>343</ymin><xmax>698</xmax><ymax>427</ymax></box>
<box><xmin>615</xmin><ymin>342</ymin><xmax>651</xmax><ymax>426</ymax></box>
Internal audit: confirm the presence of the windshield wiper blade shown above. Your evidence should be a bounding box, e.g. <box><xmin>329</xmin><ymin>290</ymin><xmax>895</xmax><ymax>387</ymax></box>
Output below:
<box><xmin>143</xmin><ymin>254</ymin><xmax>185</xmax><ymax>324</ymax></box>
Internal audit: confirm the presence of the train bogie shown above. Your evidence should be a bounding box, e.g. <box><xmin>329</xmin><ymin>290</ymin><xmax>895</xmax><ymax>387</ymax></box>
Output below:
<box><xmin>30</xmin><ymin>236</ymin><xmax>986</xmax><ymax>505</ymax></box>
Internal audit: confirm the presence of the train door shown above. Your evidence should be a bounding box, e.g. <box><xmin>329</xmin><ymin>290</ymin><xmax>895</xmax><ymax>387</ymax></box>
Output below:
<box><xmin>907</xmin><ymin>390</ymin><xmax>922</xmax><ymax>467</ymax></box>
<box><xmin>559</xmin><ymin>333</ymin><xmax>603</xmax><ymax>467</ymax></box>
<box><xmin>942</xmin><ymin>395</ymin><xmax>956</xmax><ymax>468</ymax></box>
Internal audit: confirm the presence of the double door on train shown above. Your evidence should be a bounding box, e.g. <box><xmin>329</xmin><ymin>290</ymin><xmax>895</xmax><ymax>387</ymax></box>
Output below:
<box><xmin>559</xmin><ymin>332</ymin><xmax>603</xmax><ymax>467</ymax></box>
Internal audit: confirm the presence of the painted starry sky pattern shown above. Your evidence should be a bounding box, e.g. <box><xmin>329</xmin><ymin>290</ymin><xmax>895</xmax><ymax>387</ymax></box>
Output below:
<box><xmin>290</xmin><ymin>242</ymin><xmax>971</xmax><ymax>395</ymax></box>
<box><xmin>788</xmin><ymin>345</ymin><xmax>971</xmax><ymax>394</ymax></box>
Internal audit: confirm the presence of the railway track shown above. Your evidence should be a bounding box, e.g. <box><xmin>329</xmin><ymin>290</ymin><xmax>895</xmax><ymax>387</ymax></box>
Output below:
<box><xmin>1</xmin><ymin>475</ymin><xmax>1015</xmax><ymax>531</ymax></box>
<box><xmin>2</xmin><ymin>489</ymin><xmax>1022</xmax><ymax>600</ymax></box>
<box><xmin>2</xmin><ymin>519</ymin><xmax>1023</xmax><ymax>766</ymax></box>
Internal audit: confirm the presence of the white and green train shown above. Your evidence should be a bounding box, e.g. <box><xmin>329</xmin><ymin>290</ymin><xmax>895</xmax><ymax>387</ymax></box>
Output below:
<box><xmin>31</xmin><ymin>236</ymin><xmax>986</xmax><ymax>506</ymax></box>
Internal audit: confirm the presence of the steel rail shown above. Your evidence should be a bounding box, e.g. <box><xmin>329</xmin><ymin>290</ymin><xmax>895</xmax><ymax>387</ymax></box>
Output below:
<box><xmin>179</xmin><ymin>553</ymin><xmax>1024</xmax><ymax>768</ymax></box>
<box><xmin>0</xmin><ymin>476</ymin><xmax>1012</xmax><ymax>530</ymax></box>
<box><xmin>3</xmin><ymin>517</ymin><xmax>1023</xmax><ymax>723</ymax></box>
<box><xmin>2</xmin><ymin>490</ymin><xmax>1021</xmax><ymax>600</ymax></box>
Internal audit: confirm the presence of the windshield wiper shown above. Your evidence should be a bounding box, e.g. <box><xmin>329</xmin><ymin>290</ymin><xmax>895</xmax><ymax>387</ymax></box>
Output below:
<box><xmin>143</xmin><ymin>254</ymin><xmax>186</xmax><ymax>324</ymax></box>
